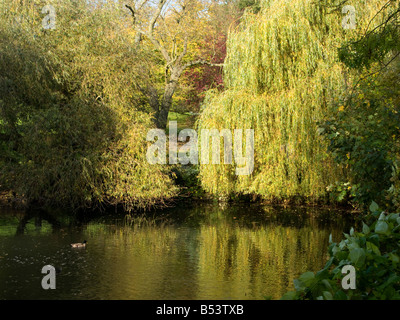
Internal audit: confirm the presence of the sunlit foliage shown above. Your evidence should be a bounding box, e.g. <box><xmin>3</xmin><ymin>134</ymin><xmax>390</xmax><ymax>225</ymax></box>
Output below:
<box><xmin>198</xmin><ymin>0</ymin><xmax>388</xmax><ymax>203</ymax></box>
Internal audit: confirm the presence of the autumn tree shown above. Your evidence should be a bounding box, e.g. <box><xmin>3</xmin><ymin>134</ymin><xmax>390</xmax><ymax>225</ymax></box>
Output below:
<box><xmin>125</xmin><ymin>0</ymin><xmax>225</xmax><ymax>128</ymax></box>
<box><xmin>179</xmin><ymin>0</ymin><xmax>241</xmax><ymax>113</ymax></box>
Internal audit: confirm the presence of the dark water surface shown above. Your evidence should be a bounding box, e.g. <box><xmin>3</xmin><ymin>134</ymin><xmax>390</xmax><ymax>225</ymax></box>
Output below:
<box><xmin>0</xmin><ymin>202</ymin><xmax>355</xmax><ymax>300</ymax></box>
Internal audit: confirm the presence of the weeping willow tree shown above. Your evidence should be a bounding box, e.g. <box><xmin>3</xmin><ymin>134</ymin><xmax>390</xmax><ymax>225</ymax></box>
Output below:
<box><xmin>197</xmin><ymin>0</ymin><xmax>388</xmax><ymax>202</ymax></box>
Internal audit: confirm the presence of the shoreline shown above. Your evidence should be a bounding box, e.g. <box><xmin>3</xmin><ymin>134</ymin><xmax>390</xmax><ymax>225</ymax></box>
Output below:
<box><xmin>0</xmin><ymin>188</ymin><xmax>359</xmax><ymax>216</ymax></box>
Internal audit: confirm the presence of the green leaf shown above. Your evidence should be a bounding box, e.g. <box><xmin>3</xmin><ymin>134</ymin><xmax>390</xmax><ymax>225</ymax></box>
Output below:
<box><xmin>375</xmin><ymin>221</ymin><xmax>389</xmax><ymax>234</ymax></box>
<box><xmin>377</xmin><ymin>274</ymin><xmax>400</xmax><ymax>290</ymax></box>
<box><xmin>368</xmin><ymin>234</ymin><xmax>380</xmax><ymax>246</ymax></box>
<box><xmin>369</xmin><ymin>201</ymin><xmax>380</xmax><ymax>213</ymax></box>
<box><xmin>323</xmin><ymin>257</ymin><xmax>334</xmax><ymax>270</ymax></box>
<box><xmin>349</xmin><ymin>248</ymin><xmax>366</xmax><ymax>267</ymax></box>
<box><xmin>388</xmin><ymin>213</ymin><xmax>399</xmax><ymax>222</ymax></box>
<box><xmin>362</xmin><ymin>222</ymin><xmax>370</xmax><ymax>235</ymax></box>
<box><xmin>388</xmin><ymin>253</ymin><xmax>399</xmax><ymax>263</ymax></box>
<box><xmin>293</xmin><ymin>279</ymin><xmax>304</xmax><ymax>291</ymax></box>
<box><xmin>333</xmin><ymin>290</ymin><xmax>348</xmax><ymax>300</ymax></box>
<box><xmin>366</xmin><ymin>241</ymin><xmax>381</xmax><ymax>256</ymax></box>
<box><xmin>339</xmin><ymin>240</ymin><xmax>347</xmax><ymax>249</ymax></box>
<box><xmin>335</xmin><ymin>251</ymin><xmax>349</xmax><ymax>261</ymax></box>
<box><xmin>323</xmin><ymin>291</ymin><xmax>333</xmax><ymax>300</ymax></box>
<box><xmin>280</xmin><ymin>291</ymin><xmax>297</xmax><ymax>300</ymax></box>
<box><xmin>321</xmin><ymin>279</ymin><xmax>332</xmax><ymax>291</ymax></box>
<box><xmin>348</xmin><ymin>240</ymin><xmax>360</xmax><ymax>250</ymax></box>
<box><xmin>298</xmin><ymin>271</ymin><xmax>315</xmax><ymax>286</ymax></box>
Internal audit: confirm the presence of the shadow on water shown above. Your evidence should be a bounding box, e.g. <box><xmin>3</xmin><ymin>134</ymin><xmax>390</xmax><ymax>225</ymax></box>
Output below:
<box><xmin>0</xmin><ymin>202</ymin><xmax>356</xmax><ymax>300</ymax></box>
<box><xmin>15</xmin><ymin>207</ymin><xmax>62</xmax><ymax>236</ymax></box>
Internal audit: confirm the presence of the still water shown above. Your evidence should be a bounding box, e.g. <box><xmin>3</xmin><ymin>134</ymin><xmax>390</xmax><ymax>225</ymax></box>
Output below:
<box><xmin>0</xmin><ymin>202</ymin><xmax>355</xmax><ymax>300</ymax></box>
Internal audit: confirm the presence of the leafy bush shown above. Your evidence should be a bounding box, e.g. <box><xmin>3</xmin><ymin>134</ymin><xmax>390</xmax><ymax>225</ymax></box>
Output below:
<box><xmin>319</xmin><ymin>0</ymin><xmax>400</xmax><ymax>209</ymax></box>
<box><xmin>319</xmin><ymin>70</ymin><xmax>400</xmax><ymax>209</ymax></box>
<box><xmin>389</xmin><ymin>160</ymin><xmax>400</xmax><ymax>212</ymax></box>
<box><xmin>281</xmin><ymin>202</ymin><xmax>400</xmax><ymax>300</ymax></box>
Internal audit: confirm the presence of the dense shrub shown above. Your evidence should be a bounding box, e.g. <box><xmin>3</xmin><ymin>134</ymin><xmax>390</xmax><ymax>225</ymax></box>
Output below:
<box><xmin>281</xmin><ymin>202</ymin><xmax>400</xmax><ymax>300</ymax></box>
<box><xmin>319</xmin><ymin>0</ymin><xmax>400</xmax><ymax>209</ymax></box>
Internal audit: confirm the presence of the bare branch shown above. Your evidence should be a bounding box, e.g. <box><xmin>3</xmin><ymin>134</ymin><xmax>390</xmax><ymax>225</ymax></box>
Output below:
<box><xmin>183</xmin><ymin>59</ymin><xmax>224</xmax><ymax>70</ymax></box>
<box><xmin>137</xmin><ymin>0</ymin><xmax>148</xmax><ymax>11</ymax></box>
<box><xmin>126</xmin><ymin>0</ymin><xmax>171</xmax><ymax>63</ymax></box>
<box><xmin>125</xmin><ymin>4</ymin><xmax>136</xmax><ymax>24</ymax></box>
<box><xmin>126</xmin><ymin>0</ymin><xmax>150</xmax><ymax>24</ymax></box>
<box><xmin>148</xmin><ymin>0</ymin><xmax>167</xmax><ymax>37</ymax></box>
<box><xmin>145</xmin><ymin>0</ymin><xmax>172</xmax><ymax>63</ymax></box>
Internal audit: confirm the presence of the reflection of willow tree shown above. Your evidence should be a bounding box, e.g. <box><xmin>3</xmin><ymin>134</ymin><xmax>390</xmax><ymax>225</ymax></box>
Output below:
<box><xmin>80</xmin><ymin>205</ymin><xmax>345</xmax><ymax>299</ymax></box>
<box><xmin>196</xmin><ymin>223</ymin><xmax>342</xmax><ymax>299</ymax></box>
<box><xmin>83</xmin><ymin>222</ymin><xmax>202</xmax><ymax>299</ymax></box>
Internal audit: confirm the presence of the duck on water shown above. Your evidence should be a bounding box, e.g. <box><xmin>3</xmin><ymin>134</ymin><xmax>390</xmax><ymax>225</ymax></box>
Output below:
<box><xmin>70</xmin><ymin>240</ymin><xmax>87</xmax><ymax>248</ymax></box>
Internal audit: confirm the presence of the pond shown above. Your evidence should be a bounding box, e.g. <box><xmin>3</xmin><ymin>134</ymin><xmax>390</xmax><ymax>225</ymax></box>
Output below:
<box><xmin>0</xmin><ymin>202</ymin><xmax>355</xmax><ymax>300</ymax></box>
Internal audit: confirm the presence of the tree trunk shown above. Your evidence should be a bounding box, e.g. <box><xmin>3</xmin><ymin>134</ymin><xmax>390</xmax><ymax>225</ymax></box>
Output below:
<box><xmin>155</xmin><ymin>84</ymin><xmax>175</xmax><ymax>128</ymax></box>
<box><xmin>155</xmin><ymin>69</ymin><xmax>181</xmax><ymax>129</ymax></box>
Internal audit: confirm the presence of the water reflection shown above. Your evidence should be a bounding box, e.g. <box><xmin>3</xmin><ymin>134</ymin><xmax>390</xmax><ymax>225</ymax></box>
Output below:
<box><xmin>0</xmin><ymin>203</ymin><xmax>355</xmax><ymax>300</ymax></box>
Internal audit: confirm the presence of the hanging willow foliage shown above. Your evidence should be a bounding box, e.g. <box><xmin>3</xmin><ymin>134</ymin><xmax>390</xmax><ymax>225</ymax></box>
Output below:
<box><xmin>197</xmin><ymin>0</ymin><xmax>388</xmax><ymax>201</ymax></box>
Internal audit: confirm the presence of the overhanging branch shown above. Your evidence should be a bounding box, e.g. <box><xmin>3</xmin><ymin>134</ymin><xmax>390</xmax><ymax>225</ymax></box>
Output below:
<box><xmin>183</xmin><ymin>60</ymin><xmax>224</xmax><ymax>70</ymax></box>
